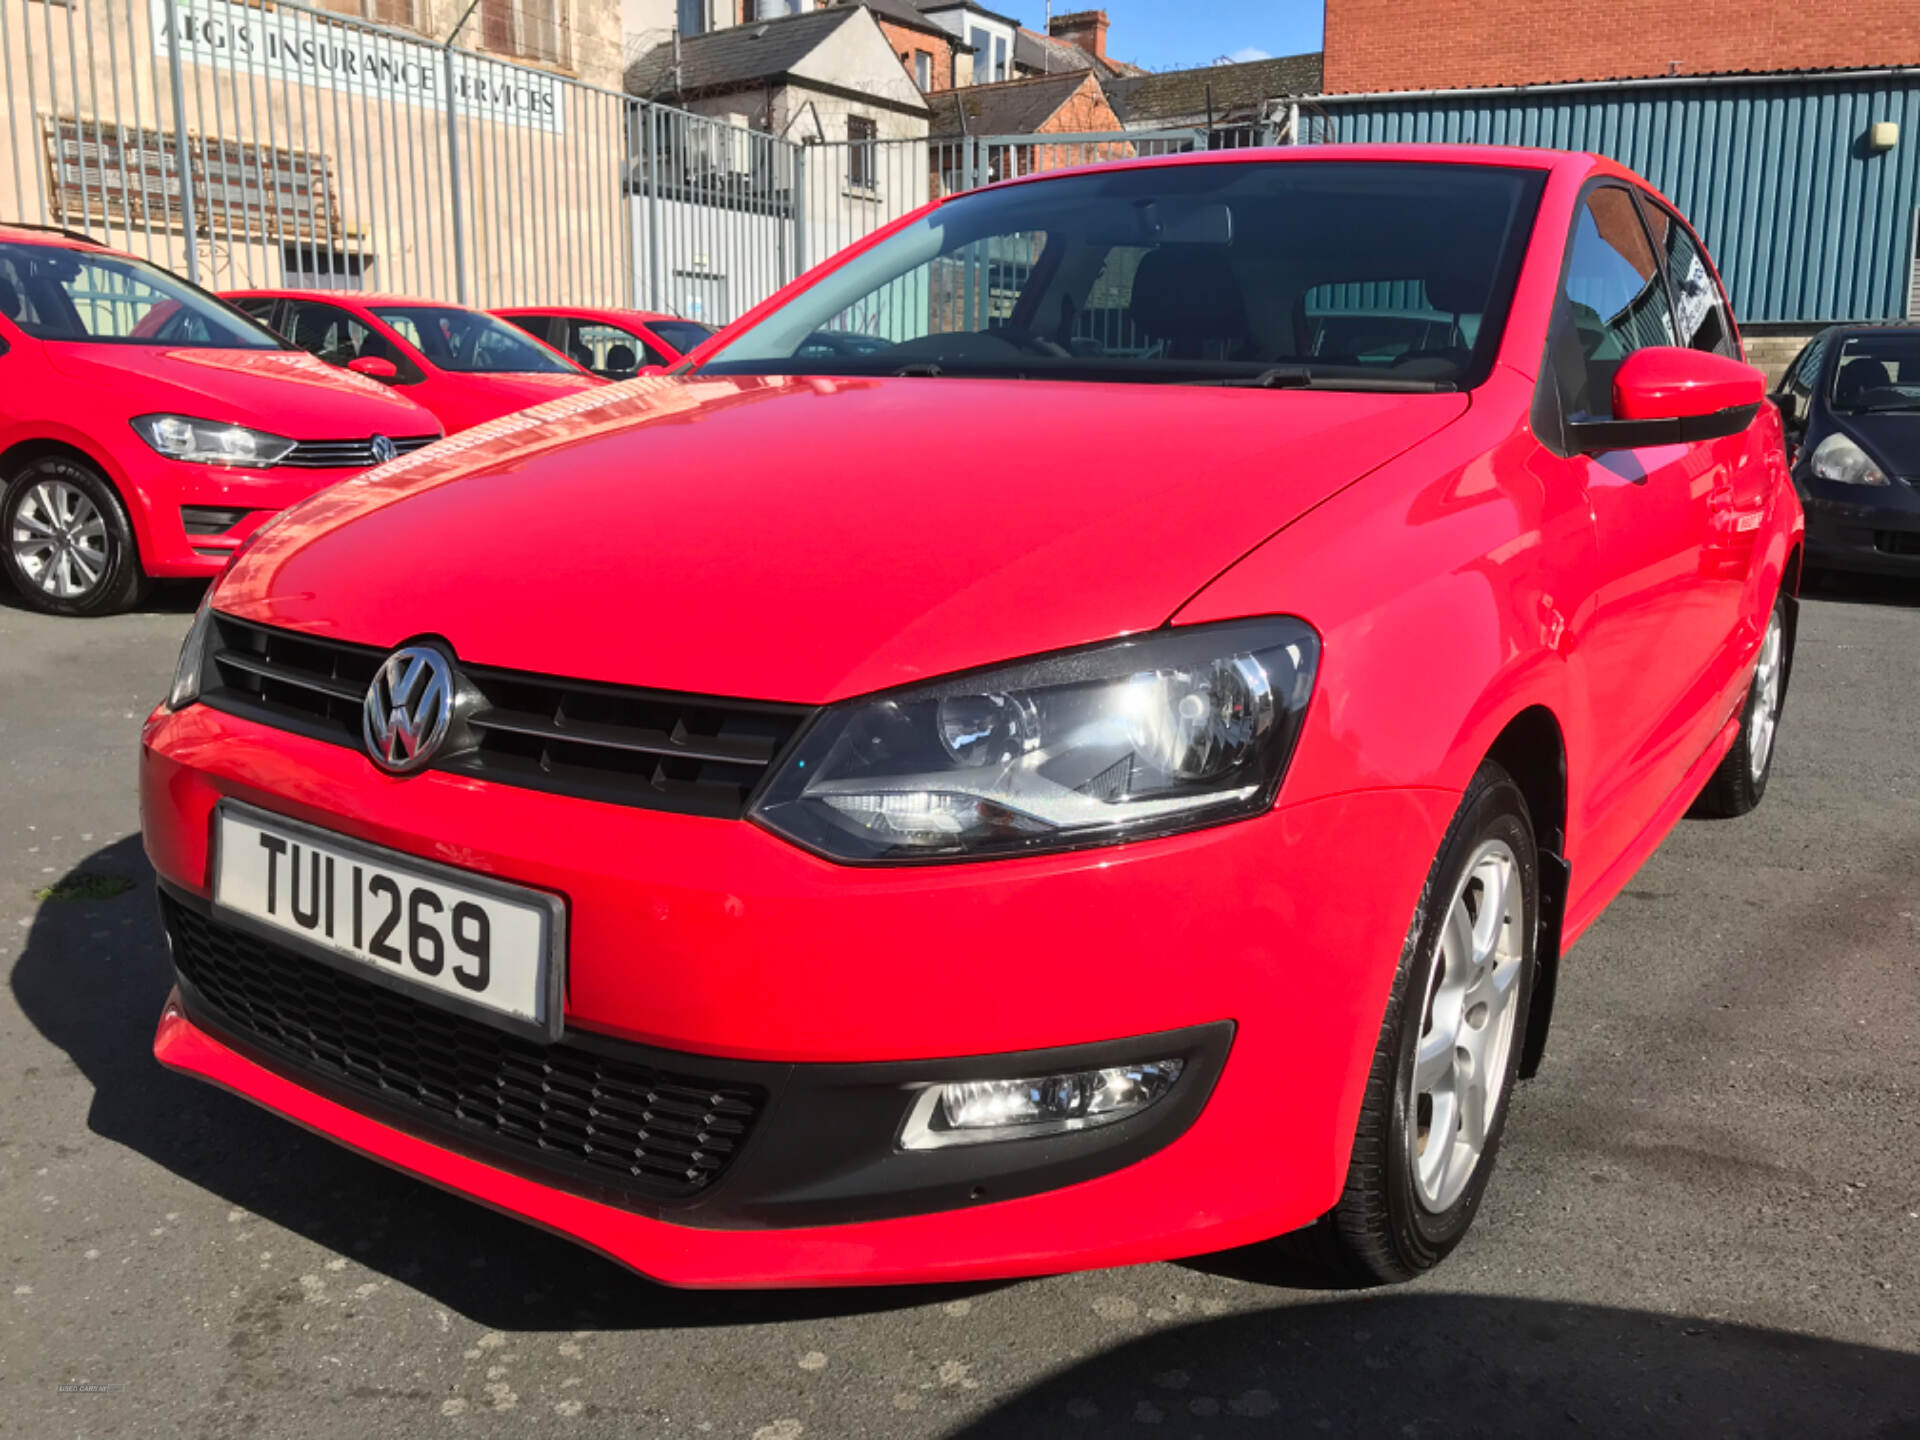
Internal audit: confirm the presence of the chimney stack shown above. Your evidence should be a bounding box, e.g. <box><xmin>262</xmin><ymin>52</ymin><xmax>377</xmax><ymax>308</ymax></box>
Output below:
<box><xmin>1048</xmin><ymin>8</ymin><xmax>1108</xmax><ymax>62</ymax></box>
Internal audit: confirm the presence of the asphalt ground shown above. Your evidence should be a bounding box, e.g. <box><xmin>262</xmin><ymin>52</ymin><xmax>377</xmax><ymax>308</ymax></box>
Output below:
<box><xmin>1</xmin><ymin>575</ymin><xmax>1915</xmax><ymax>1439</ymax></box>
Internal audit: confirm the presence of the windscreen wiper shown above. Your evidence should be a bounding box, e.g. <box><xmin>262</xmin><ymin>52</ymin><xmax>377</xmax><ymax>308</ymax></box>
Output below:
<box><xmin>1193</xmin><ymin>366</ymin><xmax>1457</xmax><ymax>393</ymax></box>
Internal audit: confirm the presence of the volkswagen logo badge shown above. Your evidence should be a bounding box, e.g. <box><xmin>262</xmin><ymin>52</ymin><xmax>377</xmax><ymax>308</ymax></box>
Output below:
<box><xmin>370</xmin><ymin>434</ymin><xmax>397</xmax><ymax>465</ymax></box>
<box><xmin>363</xmin><ymin>646</ymin><xmax>455</xmax><ymax>774</ymax></box>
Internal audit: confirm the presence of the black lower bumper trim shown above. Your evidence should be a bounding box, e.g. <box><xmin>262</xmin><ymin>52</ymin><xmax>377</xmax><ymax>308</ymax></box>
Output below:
<box><xmin>159</xmin><ymin>881</ymin><xmax>1231</xmax><ymax>1229</ymax></box>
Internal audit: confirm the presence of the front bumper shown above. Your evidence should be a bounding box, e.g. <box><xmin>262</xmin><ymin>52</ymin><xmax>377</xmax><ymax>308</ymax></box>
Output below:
<box><xmin>125</xmin><ymin>459</ymin><xmax>369</xmax><ymax>578</ymax></box>
<box><xmin>142</xmin><ymin>701</ymin><xmax>1455</xmax><ymax>1285</ymax></box>
<box><xmin>1799</xmin><ymin>483</ymin><xmax>1920</xmax><ymax>577</ymax></box>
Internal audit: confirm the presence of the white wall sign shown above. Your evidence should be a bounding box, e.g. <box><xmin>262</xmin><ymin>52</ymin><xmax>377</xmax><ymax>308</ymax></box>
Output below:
<box><xmin>151</xmin><ymin>0</ymin><xmax>567</xmax><ymax>133</ymax></box>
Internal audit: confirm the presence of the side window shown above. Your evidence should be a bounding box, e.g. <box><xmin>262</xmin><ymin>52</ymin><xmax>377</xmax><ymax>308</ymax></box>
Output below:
<box><xmin>1639</xmin><ymin>197</ymin><xmax>1737</xmax><ymax>358</ymax></box>
<box><xmin>286</xmin><ymin>300</ymin><xmax>422</xmax><ymax>382</ymax></box>
<box><xmin>0</xmin><ymin>255</ymin><xmax>33</xmax><ymax>329</ymax></box>
<box><xmin>1555</xmin><ymin>186</ymin><xmax>1678</xmax><ymax>421</ymax></box>
<box><xmin>500</xmin><ymin>313</ymin><xmax>557</xmax><ymax>345</ymax></box>
<box><xmin>1778</xmin><ymin>334</ymin><xmax>1825</xmax><ymax>427</ymax></box>
<box><xmin>561</xmin><ymin>319</ymin><xmax>657</xmax><ymax>376</ymax></box>
<box><xmin>233</xmin><ymin>297</ymin><xmax>281</xmax><ymax>331</ymax></box>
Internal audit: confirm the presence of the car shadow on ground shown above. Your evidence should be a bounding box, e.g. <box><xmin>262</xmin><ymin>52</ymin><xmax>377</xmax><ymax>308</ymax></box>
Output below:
<box><xmin>940</xmin><ymin>1292</ymin><xmax>1920</xmax><ymax>1438</ymax></box>
<box><xmin>10</xmin><ymin>836</ymin><xmax>1008</xmax><ymax>1330</ymax></box>
<box><xmin>1802</xmin><ymin>569</ymin><xmax>1920</xmax><ymax>609</ymax></box>
<box><xmin>0</xmin><ymin>577</ymin><xmax>205</xmax><ymax>616</ymax></box>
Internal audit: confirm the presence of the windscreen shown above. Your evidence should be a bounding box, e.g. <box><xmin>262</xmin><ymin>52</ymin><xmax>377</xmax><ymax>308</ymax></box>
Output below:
<box><xmin>0</xmin><ymin>242</ymin><xmax>283</xmax><ymax>349</ymax></box>
<box><xmin>697</xmin><ymin>161</ymin><xmax>1546</xmax><ymax>389</ymax></box>
<box><xmin>649</xmin><ymin>320</ymin><xmax>714</xmax><ymax>354</ymax></box>
<box><xmin>1830</xmin><ymin>333</ymin><xmax>1920</xmax><ymax>414</ymax></box>
<box><xmin>371</xmin><ymin>305</ymin><xmax>577</xmax><ymax>374</ymax></box>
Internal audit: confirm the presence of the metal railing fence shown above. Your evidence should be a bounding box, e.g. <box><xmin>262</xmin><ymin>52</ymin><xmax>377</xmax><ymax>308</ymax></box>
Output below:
<box><xmin>3</xmin><ymin>0</ymin><xmax>1209</xmax><ymax>325</ymax></box>
<box><xmin>3</xmin><ymin>0</ymin><xmax>636</xmax><ymax>305</ymax></box>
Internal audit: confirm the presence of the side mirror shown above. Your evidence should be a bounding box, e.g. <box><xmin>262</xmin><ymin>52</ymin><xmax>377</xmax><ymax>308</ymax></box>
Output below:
<box><xmin>1568</xmin><ymin>347</ymin><xmax>1766</xmax><ymax>452</ymax></box>
<box><xmin>347</xmin><ymin>355</ymin><xmax>399</xmax><ymax>382</ymax></box>
<box><xmin>636</xmin><ymin>364</ymin><xmax>668</xmax><ymax>378</ymax></box>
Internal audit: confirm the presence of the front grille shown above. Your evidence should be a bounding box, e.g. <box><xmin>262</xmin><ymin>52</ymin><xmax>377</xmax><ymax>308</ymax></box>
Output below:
<box><xmin>199</xmin><ymin>615</ymin><xmax>812</xmax><ymax>818</ymax></box>
<box><xmin>281</xmin><ymin>434</ymin><xmax>439</xmax><ymax>470</ymax></box>
<box><xmin>164</xmin><ymin>896</ymin><xmax>766</xmax><ymax>1202</ymax></box>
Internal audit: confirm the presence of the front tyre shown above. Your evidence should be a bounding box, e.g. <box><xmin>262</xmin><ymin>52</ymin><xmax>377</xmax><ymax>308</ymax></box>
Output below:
<box><xmin>1688</xmin><ymin>593</ymin><xmax>1789</xmax><ymax>819</ymax></box>
<box><xmin>1327</xmin><ymin>762</ymin><xmax>1537</xmax><ymax>1283</ymax></box>
<box><xmin>2</xmin><ymin>456</ymin><xmax>148</xmax><ymax>616</ymax></box>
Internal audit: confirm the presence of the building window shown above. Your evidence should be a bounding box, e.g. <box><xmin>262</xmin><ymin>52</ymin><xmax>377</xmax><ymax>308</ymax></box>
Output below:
<box><xmin>993</xmin><ymin>35</ymin><xmax>1007</xmax><ymax>81</ymax></box>
<box><xmin>847</xmin><ymin>116</ymin><xmax>877</xmax><ymax>190</ymax></box>
<box><xmin>914</xmin><ymin>49</ymin><xmax>932</xmax><ymax>89</ymax></box>
<box><xmin>282</xmin><ymin>244</ymin><xmax>369</xmax><ymax>291</ymax></box>
<box><xmin>481</xmin><ymin>0</ymin><xmax>570</xmax><ymax>66</ymax></box>
<box><xmin>316</xmin><ymin>0</ymin><xmax>416</xmax><ymax>25</ymax></box>
<box><xmin>677</xmin><ymin>0</ymin><xmax>704</xmax><ymax>35</ymax></box>
<box><xmin>968</xmin><ymin>26</ymin><xmax>988</xmax><ymax>80</ymax></box>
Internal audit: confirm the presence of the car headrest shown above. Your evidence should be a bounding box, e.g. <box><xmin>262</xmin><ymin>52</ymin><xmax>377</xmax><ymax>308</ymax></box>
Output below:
<box><xmin>1425</xmin><ymin>266</ymin><xmax>1489</xmax><ymax>317</ymax></box>
<box><xmin>1835</xmin><ymin>358</ymin><xmax>1892</xmax><ymax>406</ymax></box>
<box><xmin>605</xmin><ymin>343</ymin><xmax>637</xmax><ymax>373</ymax></box>
<box><xmin>1128</xmin><ymin>245</ymin><xmax>1251</xmax><ymax>348</ymax></box>
<box><xmin>0</xmin><ymin>275</ymin><xmax>23</xmax><ymax>321</ymax></box>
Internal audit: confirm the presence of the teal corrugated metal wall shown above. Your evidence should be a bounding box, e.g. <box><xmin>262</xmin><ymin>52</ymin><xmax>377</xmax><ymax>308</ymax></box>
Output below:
<box><xmin>1315</xmin><ymin>75</ymin><xmax>1920</xmax><ymax>324</ymax></box>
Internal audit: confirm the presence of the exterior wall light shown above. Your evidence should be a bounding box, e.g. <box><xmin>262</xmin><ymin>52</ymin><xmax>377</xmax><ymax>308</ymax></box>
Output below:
<box><xmin>1868</xmin><ymin>121</ymin><xmax>1899</xmax><ymax>152</ymax></box>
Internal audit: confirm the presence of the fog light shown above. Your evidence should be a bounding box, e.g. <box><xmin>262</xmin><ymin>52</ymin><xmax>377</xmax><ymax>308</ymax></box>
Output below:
<box><xmin>900</xmin><ymin>1059</ymin><xmax>1184</xmax><ymax>1149</ymax></box>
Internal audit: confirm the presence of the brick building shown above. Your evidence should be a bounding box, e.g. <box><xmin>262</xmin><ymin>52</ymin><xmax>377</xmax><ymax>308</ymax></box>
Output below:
<box><xmin>1324</xmin><ymin>0</ymin><xmax>1920</xmax><ymax>94</ymax></box>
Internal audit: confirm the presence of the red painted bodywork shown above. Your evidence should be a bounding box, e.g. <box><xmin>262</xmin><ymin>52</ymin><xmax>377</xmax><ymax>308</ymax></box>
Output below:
<box><xmin>145</xmin><ymin>147</ymin><xmax>1804</xmax><ymax>1286</ymax></box>
<box><xmin>1611</xmin><ymin>345</ymin><xmax>1768</xmax><ymax>421</ymax></box>
<box><xmin>492</xmin><ymin>305</ymin><xmax>712</xmax><ymax>366</ymax></box>
<box><xmin>224</xmin><ymin>289</ymin><xmax>606</xmax><ymax>435</ymax></box>
<box><xmin>0</xmin><ymin>228</ymin><xmax>442</xmax><ymax>579</ymax></box>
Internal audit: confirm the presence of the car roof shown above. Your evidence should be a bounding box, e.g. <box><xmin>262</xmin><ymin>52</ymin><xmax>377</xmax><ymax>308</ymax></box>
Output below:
<box><xmin>0</xmin><ymin>223</ymin><xmax>117</xmax><ymax>253</ymax></box>
<box><xmin>223</xmin><ymin>288</ymin><xmax>470</xmax><ymax>308</ymax></box>
<box><xmin>493</xmin><ymin>305</ymin><xmax>691</xmax><ymax>324</ymax></box>
<box><xmin>976</xmin><ymin>143</ymin><xmax>1641</xmax><ymax>196</ymax></box>
<box><xmin>1820</xmin><ymin>322</ymin><xmax>1920</xmax><ymax>340</ymax></box>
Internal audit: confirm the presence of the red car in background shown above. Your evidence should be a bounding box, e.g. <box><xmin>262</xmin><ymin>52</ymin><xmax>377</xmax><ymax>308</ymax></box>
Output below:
<box><xmin>227</xmin><ymin>290</ymin><xmax>605</xmax><ymax>435</ymax></box>
<box><xmin>146</xmin><ymin>147</ymin><xmax>1801</xmax><ymax>1288</ymax></box>
<box><xmin>494</xmin><ymin>306</ymin><xmax>716</xmax><ymax>378</ymax></box>
<box><xmin>0</xmin><ymin>226</ymin><xmax>440</xmax><ymax>616</ymax></box>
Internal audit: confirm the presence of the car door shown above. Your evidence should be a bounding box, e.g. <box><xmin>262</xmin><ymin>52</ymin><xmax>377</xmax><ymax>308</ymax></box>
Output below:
<box><xmin>279</xmin><ymin>298</ymin><xmax>407</xmax><ymax>377</ymax></box>
<box><xmin>1637</xmin><ymin>193</ymin><xmax>1771</xmax><ymax>638</ymax></box>
<box><xmin>1546</xmin><ymin>184</ymin><xmax>1728</xmax><ymax>894</ymax></box>
<box><xmin>343</xmin><ymin>305</ymin><xmax>471</xmax><ymax>429</ymax></box>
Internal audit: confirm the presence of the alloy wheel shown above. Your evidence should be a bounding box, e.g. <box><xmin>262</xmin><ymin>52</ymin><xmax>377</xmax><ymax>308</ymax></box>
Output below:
<box><xmin>10</xmin><ymin>479</ymin><xmax>110</xmax><ymax>600</ymax></box>
<box><xmin>1409</xmin><ymin>838</ymin><xmax>1525</xmax><ymax>1213</ymax></box>
<box><xmin>1748</xmin><ymin>610</ymin><xmax>1785</xmax><ymax>782</ymax></box>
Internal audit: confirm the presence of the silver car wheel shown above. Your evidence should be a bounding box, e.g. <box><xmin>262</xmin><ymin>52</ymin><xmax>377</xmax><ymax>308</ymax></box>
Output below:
<box><xmin>10</xmin><ymin>480</ymin><xmax>109</xmax><ymax>600</ymax></box>
<box><xmin>1409</xmin><ymin>838</ymin><xmax>1525</xmax><ymax>1214</ymax></box>
<box><xmin>1748</xmin><ymin>609</ymin><xmax>1785</xmax><ymax>782</ymax></box>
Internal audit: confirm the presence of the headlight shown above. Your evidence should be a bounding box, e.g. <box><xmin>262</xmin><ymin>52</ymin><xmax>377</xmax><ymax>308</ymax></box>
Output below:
<box><xmin>1809</xmin><ymin>432</ymin><xmax>1889</xmax><ymax>486</ymax></box>
<box><xmin>752</xmin><ymin>617</ymin><xmax>1320</xmax><ymax>863</ymax></box>
<box><xmin>167</xmin><ymin>593</ymin><xmax>215</xmax><ymax>710</ymax></box>
<box><xmin>132</xmin><ymin>414</ymin><xmax>296</xmax><ymax>468</ymax></box>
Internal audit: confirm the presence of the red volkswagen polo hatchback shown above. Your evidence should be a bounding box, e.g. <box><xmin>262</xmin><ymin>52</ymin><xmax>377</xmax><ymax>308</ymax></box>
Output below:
<box><xmin>226</xmin><ymin>290</ymin><xmax>605</xmax><ymax>435</ymax></box>
<box><xmin>144</xmin><ymin>147</ymin><xmax>1802</xmax><ymax>1288</ymax></box>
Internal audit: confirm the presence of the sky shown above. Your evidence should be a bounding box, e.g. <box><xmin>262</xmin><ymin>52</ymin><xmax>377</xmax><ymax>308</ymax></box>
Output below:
<box><xmin>1000</xmin><ymin>0</ymin><xmax>1324</xmax><ymax>73</ymax></box>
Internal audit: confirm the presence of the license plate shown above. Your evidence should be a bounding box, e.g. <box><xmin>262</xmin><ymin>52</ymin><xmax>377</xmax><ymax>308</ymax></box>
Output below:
<box><xmin>210</xmin><ymin>802</ymin><xmax>565</xmax><ymax>1039</ymax></box>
